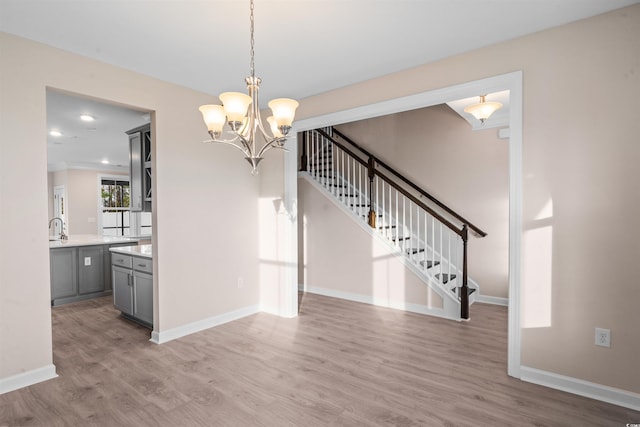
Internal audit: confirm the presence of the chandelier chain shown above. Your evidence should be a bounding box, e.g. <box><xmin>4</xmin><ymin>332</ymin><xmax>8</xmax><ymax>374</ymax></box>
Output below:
<box><xmin>249</xmin><ymin>0</ymin><xmax>255</xmax><ymax>78</ymax></box>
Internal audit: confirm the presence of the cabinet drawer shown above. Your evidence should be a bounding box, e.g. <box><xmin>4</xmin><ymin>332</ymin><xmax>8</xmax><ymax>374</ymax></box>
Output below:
<box><xmin>111</xmin><ymin>254</ymin><xmax>132</xmax><ymax>268</ymax></box>
<box><xmin>132</xmin><ymin>257</ymin><xmax>152</xmax><ymax>274</ymax></box>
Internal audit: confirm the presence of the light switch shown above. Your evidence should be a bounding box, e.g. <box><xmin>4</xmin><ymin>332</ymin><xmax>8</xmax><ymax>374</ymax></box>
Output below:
<box><xmin>84</xmin><ymin>257</ymin><xmax>91</xmax><ymax>266</ymax></box>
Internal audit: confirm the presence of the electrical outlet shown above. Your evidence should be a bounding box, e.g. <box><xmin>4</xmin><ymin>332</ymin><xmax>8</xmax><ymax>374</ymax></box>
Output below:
<box><xmin>237</xmin><ymin>277</ymin><xmax>244</xmax><ymax>289</ymax></box>
<box><xmin>84</xmin><ymin>256</ymin><xmax>91</xmax><ymax>266</ymax></box>
<box><xmin>595</xmin><ymin>328</ymin><xmax>611</xmax><ymax>348</ymax></box>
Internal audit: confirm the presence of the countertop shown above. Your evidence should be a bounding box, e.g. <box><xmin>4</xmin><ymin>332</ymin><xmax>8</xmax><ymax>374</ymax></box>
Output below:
<box><xmin>49</xmin><ymin>234</ymin><xmax>139</xmax><ymax>249</ymax></box>
<box><xmin>109</xmin><ymin>244</ymin><xmax>152</xmax><ymax>259</ymax></box>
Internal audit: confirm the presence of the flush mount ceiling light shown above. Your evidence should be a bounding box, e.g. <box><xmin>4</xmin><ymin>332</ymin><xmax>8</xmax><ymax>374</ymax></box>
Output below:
<box><xmin>464</xmin><ymin>95</ymin><xmax>502</xmax><ymax>125</ymax></box>
<box><xmin>49</xmin><ymin>130</ymin><xmax>63</xmax><ymax>137</ymax></box>
<box><xmin>80</xmin><ymin>114</ymin><xmax>95</xmax><ymax>122</ymax></box>
<box><xmin>198</xmin><ymin>0</ymin><xmax>298</xmax><ymax>174</ymax></box>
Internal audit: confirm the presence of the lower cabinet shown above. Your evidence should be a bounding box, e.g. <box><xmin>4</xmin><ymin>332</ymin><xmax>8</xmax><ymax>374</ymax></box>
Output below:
<box><xmin>111</xmin><ymin>255</ymin><xmax>153</xmax><ymax>328</ymax></box>
<box><xmin>50</xmin><ymin>248</ymin><xmax>78</xmax><ymax>300</ymax></box>
<box><xmin>51</xmin><ymin>245</ymin><xmax>111</xmax><ymax>305</ymax></box>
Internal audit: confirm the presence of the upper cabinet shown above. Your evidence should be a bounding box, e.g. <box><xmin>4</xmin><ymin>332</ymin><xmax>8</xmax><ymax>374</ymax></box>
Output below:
<box><xmin>127</xmin><ymin>124</ymin><xmax>152</xmax><ymax>212</ymax></box>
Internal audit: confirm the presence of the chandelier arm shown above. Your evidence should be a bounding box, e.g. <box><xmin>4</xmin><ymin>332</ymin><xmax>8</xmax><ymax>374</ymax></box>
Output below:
<box><xmin>205</xmin><ymin>139</ymin><xmax>251</xmax><ymax>157</ymax></box>
<box><xmin>257</xmin><ymin>138</ymin><xmax>288</xmax><ymax>158</ymax></box>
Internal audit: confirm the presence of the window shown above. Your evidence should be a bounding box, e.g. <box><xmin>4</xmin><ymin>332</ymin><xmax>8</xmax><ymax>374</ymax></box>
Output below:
<box><xmin>101</xmin><ymin>178</ymin><xmax>130</xmax><ymax>236</ymax></box>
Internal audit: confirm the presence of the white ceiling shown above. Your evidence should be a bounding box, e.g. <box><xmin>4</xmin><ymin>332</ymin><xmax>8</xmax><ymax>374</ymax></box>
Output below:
<box><xmin>46</xmin><ymin>90</ymin><xmax>149</xmax><ymax>172</ymax></box>
<box><xmin>3</xmin><ymin>0</ymin><xmax>637</xmax><ymax>171</ymax></box>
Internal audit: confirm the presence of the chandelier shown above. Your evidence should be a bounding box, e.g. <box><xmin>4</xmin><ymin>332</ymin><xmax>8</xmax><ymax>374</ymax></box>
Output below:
<box><xmin>464</xmin><ymin>95</ymin><xmax>502</xmax><ymax>124</ymax></box>
<box><xmin>199</xmin><ymin>0</ymin><xmax>298</xmax><ymax>174</ymax></box>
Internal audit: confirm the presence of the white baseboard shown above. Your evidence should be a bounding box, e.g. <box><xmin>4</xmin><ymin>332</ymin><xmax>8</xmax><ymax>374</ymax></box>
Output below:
<box><xmin>300</xmin><ymin>284</ymin><xmax>458</xmax><ymax>321</ymax></box>
<box><xmin>150</xmin><ymin>304</ymin><xmax>260</xmax><ymax>344</ymax></box>
<box><xmin>520</xmin><ymin>366</ymin><xmax>640</xmax><ymax>412</ymax></box>
<box><xmin>475</xmin><ymin>294</ymin><xmax>508</xmax><ymax>306</ymax></box>
<box><xmin>0</xmin><ymin>364</ymin><xmax>57</xmax><ymax>395</ymax></box>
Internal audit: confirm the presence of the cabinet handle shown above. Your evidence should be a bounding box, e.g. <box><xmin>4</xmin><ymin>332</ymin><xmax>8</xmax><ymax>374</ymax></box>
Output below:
<box><xmin>137</xmin><ymin>263</ymin><xmax>146</xmax><ymax>267</ymax></box>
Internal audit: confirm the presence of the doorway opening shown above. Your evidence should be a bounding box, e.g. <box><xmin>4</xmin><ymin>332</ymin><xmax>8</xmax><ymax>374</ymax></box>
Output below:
<box><xmin>286</xmin><ymin>71</ymin><xmax>523</xmax><ymax>378</ymax></box>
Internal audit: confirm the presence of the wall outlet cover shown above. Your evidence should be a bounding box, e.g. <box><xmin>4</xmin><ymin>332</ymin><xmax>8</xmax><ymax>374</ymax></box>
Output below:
<box><xmin>84</xmin><ymin>257</ymin><xmax>91</xmax><ymax>266</ymax></box>
<box><xmin>595</xmin><ymin>328</ymin><xmax>611</xmax><ymax>348</ymax></box>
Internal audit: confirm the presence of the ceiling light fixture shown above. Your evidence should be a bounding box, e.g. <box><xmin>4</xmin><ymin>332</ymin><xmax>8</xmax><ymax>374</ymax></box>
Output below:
<box><xmin>49</xmin><ymin>130</ymin><xmax>62</xmax><ymax>137</ymax></box>
<box><xmin>464</xmin><ymin>95</ymin><xmax>502</xmax><ymax>125</ymax></box>
<box><xmin>198</xmin><ymin>0</ymin><xmax>298</xmax><ymax>174</ymax></box>
<box><xmin>80</xmin><ymin>114</ymin><xmax>95</xmax><ymax>122</ymax></box>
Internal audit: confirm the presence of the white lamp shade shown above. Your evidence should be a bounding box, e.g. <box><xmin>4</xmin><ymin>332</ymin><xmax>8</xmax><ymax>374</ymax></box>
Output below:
<box><xmin>268</xmin><ymin>98</ymin><xmax>299</xmax><ymax>127</ymax></box>
<box><xmin>198</xmin><ymin>104</ymin><xmax>226</xmax><ymax>133</ymax></box>
<box><xmin>464</xmin><ymin>99</ymin><xmax>502</xmax><ymax>122</ymax></box>
<box><xmin>220</xmin><ymin>92</ymin><xmax>252</xmax><ymax>123</ymax></box>
<box><xmin>267</xmin><ymin>116</ymin><xmax>283</xmax><ymax>138</ymax></box>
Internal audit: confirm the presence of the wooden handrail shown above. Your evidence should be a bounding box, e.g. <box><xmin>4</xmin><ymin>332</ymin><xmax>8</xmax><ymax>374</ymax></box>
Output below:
<box><xmin>331</xmin><ymin>127</ymin><xmax>487</xmax><ymax>238</ymax></box>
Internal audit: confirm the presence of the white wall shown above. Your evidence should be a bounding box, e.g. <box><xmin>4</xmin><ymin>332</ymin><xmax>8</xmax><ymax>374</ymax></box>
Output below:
<box><xmin>299</xmin><ymin>177</ymin><xmax>445</xmax><ymax>313</ymax></box>
<box><xmin>0</xmin><ymin>32</ymin><xmax>269</xmax><ymax>386</ymax></box>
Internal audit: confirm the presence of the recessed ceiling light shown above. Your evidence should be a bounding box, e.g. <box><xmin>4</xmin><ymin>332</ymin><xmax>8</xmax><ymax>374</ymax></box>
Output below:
<box><xmin>101</xmin><ymin>159</ymin><xmax>109</xmax><ymax>164</ymax></box>
<box><xmin>80</xmin><ymin>114</ymin><xmax>95</xmax><ymax>122</ymax></box>
<box><xmin>49</xmin><ymin>130</ymin><xmax>62</xmax><ymax>137</ymax></box>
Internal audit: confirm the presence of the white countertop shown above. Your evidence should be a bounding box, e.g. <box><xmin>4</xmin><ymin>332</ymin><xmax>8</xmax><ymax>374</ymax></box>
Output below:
<box><xmin>109</xmin><ymin>244</ymin><xmax>152</xmax><ymax>259</ymax></box>
<box><xmin>49</xmin><ymin>234</ymin><xmax>139</xmax><ymax>249</ymax></box>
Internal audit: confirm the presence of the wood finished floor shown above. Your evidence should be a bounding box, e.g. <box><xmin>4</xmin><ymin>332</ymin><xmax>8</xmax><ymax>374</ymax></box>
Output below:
<box><xmin>1</xmin><ymin>294</ymin><xmax>638</xmax><ymax>427</ymax></box>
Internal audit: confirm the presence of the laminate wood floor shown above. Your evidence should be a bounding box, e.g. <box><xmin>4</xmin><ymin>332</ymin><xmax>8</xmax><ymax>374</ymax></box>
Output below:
<box><xmin>1</xmin><ymin>293</ymin><xmax>638</xmax><ymax>426</ymax></box>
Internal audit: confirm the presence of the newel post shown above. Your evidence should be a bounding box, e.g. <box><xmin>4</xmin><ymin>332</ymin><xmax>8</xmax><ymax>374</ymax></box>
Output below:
<box><xmin>367</xmin><ymin>156</ymin><xmax>376</xmax><ymax>228</ymax></box>
<box><xmin>461</xmin><ymin>224</ymin><xmax>470</xmax><ymax>320</ymax></box>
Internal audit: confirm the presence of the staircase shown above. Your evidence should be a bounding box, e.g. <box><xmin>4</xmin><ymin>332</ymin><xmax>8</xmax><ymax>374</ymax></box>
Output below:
<box><xmin>300</xmin><ymin>127</ymin><xmax>487</xmax><ymax>320</ymax></box>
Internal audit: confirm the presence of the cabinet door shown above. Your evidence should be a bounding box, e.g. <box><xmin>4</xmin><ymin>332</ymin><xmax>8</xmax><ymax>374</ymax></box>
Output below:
<box><xmin>50</xmin><ymin>248</ymin><xmax>77</xmax><ymax>300</ymax></box>
<box><xmin>112</xmin><ymin>265</ymin><xmax>133</xmax><ymax>315</ymax></box>
<box><xmin>78</xmin><ymin>246</ymin><xmax>104</xmax><ymax>295</ymax></box>
<box><xmin>133</xmin><ymin>271</ymin><xmax>153</xmax><ymax>326</ymax></box>
<box><xmin>129</xmin><ymin>132</ymin><xmax>143</xmax><ymax>212</ymax></box>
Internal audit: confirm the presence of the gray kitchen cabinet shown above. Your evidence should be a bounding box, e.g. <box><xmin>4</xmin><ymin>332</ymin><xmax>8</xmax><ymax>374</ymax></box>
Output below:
<box><xmin>78</xmin><ymin>245</ymin><xmax>104</xmax><ymax>295</ymax></box>
<box><xmin>103</xmin><ymin>243</ymin><xmax>133</xmax><ymax>291</ymax></box>
<box><xmin>126</xmin><ymin>123</ymin><xmax>151</xmax><ymax>212</ymax></box>
<box><xmin>132</xmin><ymin>271</ymin><xmax>153</xmax><ymax>325</ymax></box>
<box><xmin>50</xmin><ymin>247</ymin><xmax>77</xmax><ymax>300</ymax></box>
<box><xmin>111</xmin><ymin>253</ymin><xmax>153</xmax><ymax>328</ymax></box>
<box><xmin>50</xmin><ymin>242</ymin><xmax>137</xmax><ymax>306</ymax></box>
<box><xmin>112</xmin><ymin>265</ymin><xmax>133</xmax><ymax>315</ymax></box>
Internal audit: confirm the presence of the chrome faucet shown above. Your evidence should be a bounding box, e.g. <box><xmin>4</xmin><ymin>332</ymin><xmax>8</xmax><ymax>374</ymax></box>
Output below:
<box><xmin>48</xmin><ymin>217</ymin><xmax>68</xmax><ymax>240</ymax></box>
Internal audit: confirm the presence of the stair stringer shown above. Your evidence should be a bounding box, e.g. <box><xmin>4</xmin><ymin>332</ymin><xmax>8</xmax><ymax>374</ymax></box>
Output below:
<box><xmin>300</xmin><ymin>172</ymin><xmax>464</xmax><ymax>321</ymax></box>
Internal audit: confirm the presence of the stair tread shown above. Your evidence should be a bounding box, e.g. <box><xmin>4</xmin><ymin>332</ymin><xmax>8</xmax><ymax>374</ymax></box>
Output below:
<box><xmin>406</xmin><ymin>248</ymin><xmax>425</xmax><ymax>255</ymax></box>
<box><xmin>419</xmin><ymin>260</ymin><xmax>440</xmax><ymax>269</ymax></box>
<box><xmin>391</xmin><ymin>236</ymin><xmax>410</xmax><ymax>241</ymax></box>
<box><xmin>436</xmin><ymin>273</ymin><xmax>456</xmax><ymax>284</ymax></box>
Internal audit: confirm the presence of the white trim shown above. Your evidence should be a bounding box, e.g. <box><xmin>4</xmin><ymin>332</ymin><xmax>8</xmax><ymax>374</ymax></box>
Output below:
<box><xmin>0</xmin><ymin>364</ymin><xmax>57</xmax><ymax>394</ymax></box>
<box><xmin>475</xmin><ymin>294</ymin><xmax>509</xmax><ymax>306</ymax></box>
<box><xmin>150</xmin><ymin>304</ymin><xmax>259</xmax><ymax>344</ymax></box>
<box><xmin>299</xmin><ymin>284</ymin><xmax>458</xmax><ymax>321</ymax></box>
<box><xmin>507</xmin><ymin>71</ymin><xmax>523</xmax><ymax>378</ymax></box>
<box><xmin>520</xmin><ymin>366</ymin><xmax>640</xmax><ymax>412</ymax></box>
<box><xmin>288</xmin><ymin>71</ymin><xmax>523</xmax><ymax>377</ymax></box>
<box><xmin>281</xmin><ymin>133</ymin><xmax>298</xmax><ymax>319</ymax></box>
